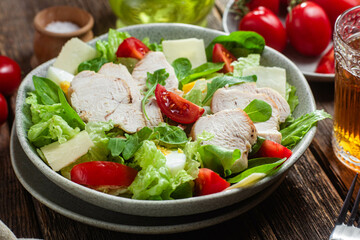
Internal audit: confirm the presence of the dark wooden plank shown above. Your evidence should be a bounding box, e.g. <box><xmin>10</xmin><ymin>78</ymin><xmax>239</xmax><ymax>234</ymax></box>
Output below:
<box><xmin>308</xmin><ymin>81</ymin><xmax>360</xmax><ymax>200</ymax></box>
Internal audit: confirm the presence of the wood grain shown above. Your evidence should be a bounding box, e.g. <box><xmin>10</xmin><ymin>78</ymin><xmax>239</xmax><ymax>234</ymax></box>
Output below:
<box><xmin>0</xmin><ymin>0</ymin><xmax>352</xmax><ymax>239</ymax></box>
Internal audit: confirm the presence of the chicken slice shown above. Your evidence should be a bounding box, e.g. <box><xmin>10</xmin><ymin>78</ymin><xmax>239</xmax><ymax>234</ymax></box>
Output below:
<box><xmin>132</xmin><ymin>51</ymin><xmax>179</xmax><ymax>93</ymax></box>
<box><xmin>211</xmin><ymin>88</ymin><xmax>282</xmax><ymax>143</ymax></box>
<box><xmin>68</xmin><ymin>70</ymin><xmax>146</xmax><ymax>133</ymax></box>
<box><xmin>190</xmin><ymin>109</ymin><xmax>258</xmax><ymax>173</ymax></box>
<box><xmin>227</xmin><ymin>83</ymin><xmax>290</xmax><ymax>122</ymax></box>
<box><xmin>98</xmin><ymin>62</ymin><xmax>142</xmax><ymax>102</ymax></box>
<box><xmin>98</xmin><ymin>63</ymin><xmax>163</xmax><ymax>128</ymax></box>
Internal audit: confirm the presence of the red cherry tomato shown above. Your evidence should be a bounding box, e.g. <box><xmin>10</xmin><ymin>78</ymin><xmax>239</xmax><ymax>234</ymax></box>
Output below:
<box><xmin>194</xmin><ymin>168</ymin><xmax>230</xmax><ymax>196</ymax></box>
<box><xmin>0</xmin><ymin>93</ymin><xmax>8</xmax><ymax>125</ymax></box>
<box><xmin>286</xmin><ymin>2</ymin><xmax>331</xmax><ymax>56</ymax></box>
<box><xmin>246</xmin><ymin>0</ymin><xmax>280</xmax><ymax>15</ymax></box>
<box><xmin>0</xmin><ymin>56</ymin><xmax>21</xmax><ymax>96</ymax></box>
<box><xmin>256</xmin><ymin>140</ymin><xmax>292</xmax><ymax>159</ymax></box>
<box><xmin>212</xmin><ymin>43</ymin><xmax>237</xmax><ymax>73</ymax></box>
<box><xmin>315</xmin><ymin>46</ymin><xmax>335</xmax><ymax>74</ymax></box>
<box><xmin>155</xmin><ymin>84</ymin><xmax>204</xmax><ymax>124</ymax></box>
<box><xmin>116</xmin><ymin>37</ymin><xmax>150</xmax><ymax>60</ymax></box>
<box><xmin>239</xmin><ymin>7</ymin><xmax>287</xmax><ymax>52</ymax></box>
<box><xmin>311</xmin><ymin>0</ymin><xmax>359</xmax><ymax>29</ymax></box>
<box><xmin>71</xmin><ymin>161</ymin><xmax>138</xmax><ymax>187</ymax></box>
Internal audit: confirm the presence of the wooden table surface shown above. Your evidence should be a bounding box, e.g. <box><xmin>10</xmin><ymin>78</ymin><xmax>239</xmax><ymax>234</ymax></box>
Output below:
<box><xmin>1</xmin><ymin>0</ymin><xmax>359</xmax><ymax>239</ymax></box>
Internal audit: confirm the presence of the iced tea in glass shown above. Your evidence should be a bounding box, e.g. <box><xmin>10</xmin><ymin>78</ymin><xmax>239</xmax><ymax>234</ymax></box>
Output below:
<box><xmin>333</xmin><ymin>6</ymin><xmax>360</xmax><ymax>172</ymax></box>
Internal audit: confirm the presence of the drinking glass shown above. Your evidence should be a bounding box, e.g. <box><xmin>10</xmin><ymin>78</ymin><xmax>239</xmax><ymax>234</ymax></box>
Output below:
<box><xmin>108</xmin><ymin>0</ymin><xmax>215</xmax><ymax>27</ymax></box>
<box><xmin>333</xmin><ymin>5</ymin><xmax>360</xmax><ymax>172</ymax></box>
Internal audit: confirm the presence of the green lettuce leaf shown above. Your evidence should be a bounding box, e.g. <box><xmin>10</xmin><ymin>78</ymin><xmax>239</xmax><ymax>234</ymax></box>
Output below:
<box><xmin>232</xmin><ymin>54</ymin><xmax>261</xmax><ymax>77</ymax></box>
<box><xmin>128</xmin><ymin>140</ymin><xmax>196</xmax><ymax>200</ymax></box>
<box><xmin>96</xmin><ymin>29</ymin><xmax>131</xmax><ymax>61</ymax></box>
<box><xmin>77</xmin><ymin>57</ymin><xmax>109</xmax><ymax>73</ymax></box>
<box><xmin>280</xmin><ymin>110</ymin><xmax>332</xmax><ymax>148</ymax></box>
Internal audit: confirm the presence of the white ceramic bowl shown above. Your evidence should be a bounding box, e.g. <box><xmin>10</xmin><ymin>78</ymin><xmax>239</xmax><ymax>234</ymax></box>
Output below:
<box><xmin>15</xmin><ymin>23</ymin><xmax>316</xmax><ymax>217</ymax></box>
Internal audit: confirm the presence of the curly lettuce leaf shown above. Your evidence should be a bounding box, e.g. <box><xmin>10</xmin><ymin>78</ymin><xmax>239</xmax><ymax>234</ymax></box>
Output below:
<box><xmin>96</xmin><ymin>29</ymin><xmax>131</xmax><ymax>62</ymax></box>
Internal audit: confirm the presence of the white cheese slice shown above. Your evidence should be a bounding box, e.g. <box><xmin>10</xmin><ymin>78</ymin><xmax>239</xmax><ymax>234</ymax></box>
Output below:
<box><xmin>40</xmin><ymin>131</ymin><xmax>94</xmax><ymax>171</ymax></box>
<box><xmin>226</xmin><ymin>173</ymin><xmax>267</xmax><ymax>190</ymax></box>
<box><xmin>47</xmin><ymin>66</ymin><xmax>74</xmax><ymax>86</ymax></box>
<box><xmin>165</xmin><ymin>151</ymin><xmax>186</xmax><ymax>176</ymax></box>
<box><xmin>53</xmin><ymin>38</ymin><xmax>98</xmax><ymax>74</ymax></box>
<box><xmin>162</xmin><ymin>38</ymin><xmax>207</xmax><ymax>68</ymax></box>
<box><xmin>242</xmin><ymin>66</ymin><xmax>286</xmax><ymax>98</ymax></box>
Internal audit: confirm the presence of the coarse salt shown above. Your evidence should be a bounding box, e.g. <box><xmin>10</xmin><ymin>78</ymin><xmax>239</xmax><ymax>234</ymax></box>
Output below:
<box><xmin>45</xmin><ymin>21</ymin><xmax>80</xmax><ymax>33</ymax></box>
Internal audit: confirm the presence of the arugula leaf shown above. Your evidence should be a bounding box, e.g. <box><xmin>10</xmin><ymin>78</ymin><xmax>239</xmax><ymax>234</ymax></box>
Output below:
<box><xmin>142</xmin><ymin>37</ymin><xmax>163</xmax><ymax>51</ymax></box>
<box><xmin>180</xmin><ymin>62</ymin><xmax>224</xmax><ymax>88</ymax></box>
<box><xmin>227</xmin><ymin>158</ymin><xmax>285</xmax><ymax>184</ymax></box>
<box><xmin>243</xmin><ymin>99</ymin><xmax>272</xmax><ymax>122</ymax></box>
<box><xmin>153</xmin><ymin>123</ymin><xmax>188</xmax><ymax>146</ymax></box>
<box><xmin>141</xmin><ymin>69</ymin><xmax>169</xmax><ymax>119</ymax></box>
<box><xmin>32</xmin><ymin>76</ymin><xmax>60</xmax><ymax>105</ymax></box>
<box><xmin>172</xmin><ymin>58</ymin><xmax>192</xmax><ymax>84</ymax></box>
<box><xmin>202</xmin><ymin>75</ymin><xmax>257</xmax><ymax>105</ymax></box>
<box><xmin>57</xmin><ymin>88</ymin><xmax>85</xmax><ymax>130</ymax></box>
<box><xmin>280</xmin><ymin>110</ymin><xmax>332</xmax><ymax>148</ymax></box>
<box><xmin>77</xmin><ymin>57</ymin><xmax>109</xmax><ymax>73</ymax></box>
<box><xmin>205</xmin><ymin>31</ymin><xmax>265</xmax><ymax>61</ymax></box>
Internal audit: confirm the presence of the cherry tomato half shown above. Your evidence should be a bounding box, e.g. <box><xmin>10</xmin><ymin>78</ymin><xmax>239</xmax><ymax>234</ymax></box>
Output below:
<box><xmin>0</xmin><ymin>93</ymin><xmax>8</xmax><ymax>125</ymax></box>
<box><xmin>194</xmin><ymin>168</ymin><xmax>230</xmax><ymax>196</ymax></box>
<box><xmin>71</xmin><ymin>161</ymin><xmax>138</xmax><ymax>187</ymax></box>
<box><xmin>0</xmin><ymin>56</ymin><xmax>21</xmax><ymax>96</ymax></box>
<box><xmin>155</xmin><ymin>84</ymin><xmax>204</xmax><ymax>124</ymax></box>
<box><xmin>116</xmin><ymin>37</ymin><xmax>150</xmax><ymax>60</ymax></box>
<box><xmin>239</xmin><ymin>6</ymin><xmax>287</xmax><ymax>52</ymax></box>
<box><xmin>212</xmin><ymin>43</ymin><xmax>237</xmax><ymax>73</ymax></box>
<box><xmin>256</xmin><ymin>140</ymin><xmax>292</xmax><ymax>159</ymax></box>
<box><xmin>315</xmin><ymin>46</ymin><xmax>335</xmax><ymax>74</ymax></box>
<box><xmin>286</xmin><ymin>2</ymin><xmax>331</xmax><ymax>56</ymax></box>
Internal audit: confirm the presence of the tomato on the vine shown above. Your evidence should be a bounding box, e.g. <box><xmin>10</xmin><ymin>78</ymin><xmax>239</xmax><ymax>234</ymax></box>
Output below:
<box><xmin>0</xmin><ymin>93</ymin><xmax>8</xmax><ymax>125</ymax></box>
<box><xmin>246</xmin><ymin>0</ymin><xmax>280</xmax><ymax>15</ymax></box>
<box><xmin>155</xmin><ymin>84</ymin><xmax>204</xmax><ymax>124</ymax></box>
<box><xmin>286</xmin><ymin>2</ymin><xmax>331</xmax><ymax>56</ymax></box>
<box><xmin>0</xmin><ymin>56</ymin><xmax>21</xmax><ymax>96</ymax></box>
<box><xmin>116</xmin><ymin>37</ymin><xmax>150</xmax><ymax>60</ymax></box>
<box><xmin>311</xmin><ymin>0</ymin><xmax>359</xmax><ymax>29</ymax></box>
<box><xmin>212</xmin><ymin>43</ymin><xmax>237</xmax><ymax>73</ymax></box>
<box><xmin>239</xmin><ymin>6</ymin><xmax>287</xmax><ymax>52</ymax></box>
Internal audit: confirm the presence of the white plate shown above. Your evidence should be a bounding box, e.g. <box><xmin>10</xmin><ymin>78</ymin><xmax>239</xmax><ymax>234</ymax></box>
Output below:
<box><xmin>10</xmin><ymin>125</ymin><xmax>283</xmax><ymax>234</ymax></box>
<box><xmin>222</xmin><ymin>0</ymin><xmax>335</xmax><ymax>82</ymax></box>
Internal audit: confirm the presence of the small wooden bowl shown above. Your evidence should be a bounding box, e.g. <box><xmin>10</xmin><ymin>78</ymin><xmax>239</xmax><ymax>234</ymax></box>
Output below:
<box><xmin>32</xmin><ymin>6</ymin><xmax>94</xmax><ymax>67</ymax></box>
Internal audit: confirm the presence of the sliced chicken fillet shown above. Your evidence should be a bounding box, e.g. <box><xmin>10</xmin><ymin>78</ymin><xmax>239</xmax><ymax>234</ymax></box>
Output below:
<box><xmin>211</xmin><ymin>88</ymin><xmax>282</xmax><ymax>143</ymax></box>
<box><xmin>68</xmin><ymin>70</ymin><xmax>146</xmax><ymax>133</ymax></box>
<box><xmin>132</xmin><ymin>51</ymin><xmax>179</xmax><ymax>93</ymax></box>
<box><xmin>98</xmin><ymin>62</ymin><xmax>142</xmax><ymax>102</ymax></box>
<box><xmin>190</xmin><ymin>109</ymin><xmax>258</xmax><ymax>173</ymax></box>
<box><xmin>227</xmin><ymin>83</ymin><xmax>290</xmax><ymax>122</ymax></box>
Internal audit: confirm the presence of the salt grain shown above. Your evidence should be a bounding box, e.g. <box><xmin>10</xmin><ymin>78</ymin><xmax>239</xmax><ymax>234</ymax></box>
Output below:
<box><xmin>45</xmin><ymin>21</ymin><xmax>80</xmax><ymax>33</ymax></box>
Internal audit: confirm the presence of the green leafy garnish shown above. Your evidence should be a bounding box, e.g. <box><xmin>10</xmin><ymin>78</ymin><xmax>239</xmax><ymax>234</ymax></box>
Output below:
<box><xmin>280</xmin><ymin>110</ymin><xmax>332</xmax><ymax>148</ymax></box>
<box><xmin>227</xmin><ymin>158</ymin><xmax>285</xmax><ymax>184</ymax></box>
<box><xmin>77</xmin><ymin>57</ymin><xmax>109</xmax><ymax>73</ymax></box>
<box><xmin>152</xmin><ymin>123</ymin><xmax>188</xmax><ymax>146</ymax></box>
<box><xmin>141</xmin><ymin>69</ymin><xmax>169</xmax><ymax>119</ymax></box>
<box><xmin>142</xmin><ymin>37</ymin><xmax>163</xmax><ymax>51</ymax></box>
<box><xmin>243</xmin><ymin>99</ymin><xmax>272</xmax><ymax>122</ymax></box>
<box><xmin>96</xmin><ymin>29</ymin><xmax>131</xmax><ymax>61</ymax></box>
<box><xmin>205</xmin><ymin>31</ymin><xmax>265</xmax><ymax>61</ymax></box>
<box><xmin>202</xmin><ymin>75</ymin><xmax>257</xmax><ymax>105</ymax></box>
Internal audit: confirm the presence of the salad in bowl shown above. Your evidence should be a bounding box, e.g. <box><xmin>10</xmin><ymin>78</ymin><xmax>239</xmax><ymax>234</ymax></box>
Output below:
<box><xmin>16</xmin><ymin>24</ymin><xmax>329</xmax><ymax>216</ymax></box>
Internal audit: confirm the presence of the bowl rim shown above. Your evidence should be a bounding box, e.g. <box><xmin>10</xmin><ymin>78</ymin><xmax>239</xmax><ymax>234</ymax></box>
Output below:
<box><xmin>15</xmin><ymin>23</ymin><xmax>316</xmax><ymax>216</ymax></box>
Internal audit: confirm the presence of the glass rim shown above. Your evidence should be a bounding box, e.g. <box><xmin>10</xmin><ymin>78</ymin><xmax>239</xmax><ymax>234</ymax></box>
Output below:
<box><xmin>335</xmin><ymin>5</ymin><xmax>360</xmax><ymax>53</ymax></box>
